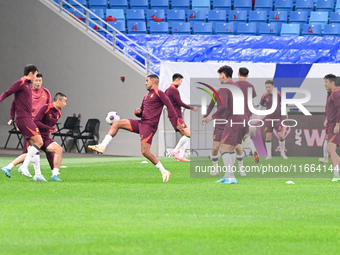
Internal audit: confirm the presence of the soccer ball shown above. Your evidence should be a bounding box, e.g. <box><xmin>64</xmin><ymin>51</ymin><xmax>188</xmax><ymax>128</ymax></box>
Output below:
<box><xmin>106</xmin><ymin>111</ymin><xmax>120</xmax><ymax>125</ymax></box>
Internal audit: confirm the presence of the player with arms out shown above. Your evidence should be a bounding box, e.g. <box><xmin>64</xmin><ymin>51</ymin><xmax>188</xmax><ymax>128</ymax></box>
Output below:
<box><xmin>88</xmin><ymin>74</ymin><xmax>180</xmax><ymax>182</ymax></box>
<box><xmin>0</xmin><ymin>64</ymin><xmax>45</xmax><ymax>180</ymax></box>
<box><xmin>259</xmin><ymin>80</ymin><xmax>288</xmax><ymax>160</ymax></box>
<box><xmin>165</xmin><ymin>73</ymin><xmax>198</xmax><ymax>162</ymax></box>
<box><xmin>324</xmin><ymin>74</ymin><xmax>340</xmax><ymax>182</ymax></box>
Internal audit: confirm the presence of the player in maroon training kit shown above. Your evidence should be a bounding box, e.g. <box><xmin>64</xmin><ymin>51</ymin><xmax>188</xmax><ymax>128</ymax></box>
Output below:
<box><xmin>165</xmin><ymin>73</ymin><xmax>198</xmax><ymax>162</ymax></box>
<box><xmin>259</xmin><ymin>80</ymin><xmax>288</xmax><ymax>160</ymax></box>
<box><xmin>88</xmin><ymin>74</ymin><xmax>180</xmax><ymax>182</ymax></box>
<box><xmin>0</xmin><ymin>64</ymin><xmax>45</xmax><ymax>180</ymax></box>
<box><xmin>324</xmin><ymin>74</ymin><xmax>340</xmax><ymax>182</ymax></box>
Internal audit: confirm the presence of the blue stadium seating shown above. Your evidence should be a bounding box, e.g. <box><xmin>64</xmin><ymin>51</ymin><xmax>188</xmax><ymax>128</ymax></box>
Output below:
<box><xmin>323</xmin><ymin>23</ymin><xmax>340</xmax><ymax>36</ymax></box>
<box><xmin>167</xmin><ymin>10</ymin><xmax>186</xmax><ymax>28</ymax></box>
<box><xmin>89</xmin><ymin>20</ymin><xmax>104</xmax><ymax>32</ymax></box>
<box><xmin>107</xmin><ymin>21</ymin><xmax>126</xmax><ymax>33</ymax></box>
<box><xmin>89</xmin><ymin>9</ymin><xmax>104</xmax><ymax>20</ymax></box>
<box><xmin>336</xmin><ymin>1</ymin><xmax>340</xmax><ymax>12</ymax></box>
<box><xmin>275</xmin><ymin>0</ymin><xmax>294</xmax><ymax>11</ymax></box>
<box><xmin>192</xmin><ymin>0</ymin><xmax>211</xmax><ymax>11</ymax></box>
<box><xmin>315</xmin><ymin>0</ymin><xmax>335</xmax><ymax>13</ymax></box>
<box><xmin>126</xmin><ymin>9</ymin><xmax>145</xmax><ymax>22</ymax></box>
<box><xmin>228</xmin><ymin>10</ymin><xmax>248</xmax><ymax>23</ymax></box>
<box><xmin>259</xmin><ymin>23</ymin><xmax>281</xmax><ymax>35</ymax></box>
<box><xmin>171</xmin><ymin>0</ymin><xmax>191</xmax><ymax>10</ymax></box>
<box><xmin>106</xmin><ymin>9</ymin><xmax>125</xmax><ymax>22</ymax></box>
<box><xmin>301</xmin><ymin>24</ymin><xmax>322</xmax><ymax>35</ymax></box>
<box><xmin>88</xmin><ymin>0</ymin><xmax>107</xmax><ymax>11</ymax></box>
<box><xmin>281</xmin><ymin>23</ymin><xmax>301</xmax><ymax>35</ymax></box>
<box><xmin>214</xmin><ymin>22</ymin><xmax>235</xmax><ymax>34</ymax></box>
<box><xmin>69</xmin><ymin>0</ymin><xmax>88</xmax><ymax>8</ymax></box>
<box><xmin>172</xmin><ymin>22</ymin><xmax>191</xmax><ymax>34</ymax></box>
<box><xmin>53</xmin><ymin>0</ymin><xmax>69</xmax><ymax>8</ymax></box>
<box><xmin>130</xmin><ymin>0</ymin><xmax>149</xmax><ymax>9</ymax></box>
<box><xmin>150</xmin><ymin>0</ymin><xmax>169</xmax><ymax>9</ymax></box>
<box><xmin>150</xmin><ymin>22</ymin><xmax>169</xmax><ymax>34</ymax></box>
<box><xmin>309</xmin><ymin>12</ymin><xmax>329</xmax><ymax>28</ymax></box>
<box><xmin>295</xmin><ymin>0</ymin><xmax>315</xmax><ymax>16</ymax></box>
<box><xmin>269</xmin><ymin>11</ymin><xmax>288</xmax><ymax>23</ymax></box>
<box><xmin>254</xmin><ymin>0</ymin><xmax>274</xmax><ymax>12</ymax></box>
<box><xmin>289</xmin><ymin>11</ymin><xmax>309</xmax><ymax>24</ymax></box>
<box><xmin>109</xmin><ymin>0</ymin><xmax>128</xmax><ymax>10</ymax></box>
<box><xmin>193</xmin><ymin>22</ymin><xmax>213</xmax><ymax>34</ymax></box>
<box><xmin>237</xmin><ymin>22</ymin><xmax>258</xmax><ymax>35</ymax></box>
<box><xmin>208</xmin><ymin>10</ymin><xmax>228</xmax><ymax>23</ymax></box>
<box><xmin>233</xmin><ymin>0</ymin><xmax>252</xmax><ymax>11</ymax></box>
<box><xmin>330</xmin><ymin>12</ymin><xmax>340</xmax><ymax>23</ymax></box>
<box><xmin>127</xmin><ymin>21</ymin><xmax>147</xmax><ymax>33</ymax></box>
<box><xmin>212</xmin><ymin>0</ymin><xmax>232</xmax><ymax>11</ymax></box>
<box><xmin>188</xmin><ymin>10</ymin><xmax>207</xmax><ymax>27</ymax></box>
<box><xmin>249</xmin><ymin>11</ymin><xmax>268</xmax><ymax>23</ymax></box>
<box><xmin>147</xmin><ymin>9</ymin><xmax>166</xmax><ymax>28</ymax></box>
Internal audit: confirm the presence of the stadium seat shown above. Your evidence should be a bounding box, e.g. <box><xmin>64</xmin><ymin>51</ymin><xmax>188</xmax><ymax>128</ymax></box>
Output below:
<box><xmin>315</xmin><ymin>0</ymin><xmax>335</xmax><ymax>13</ymax></box>
<box><xmin>150</xmin><ymin>22</ymin><xmax>170</xmax><ymax>34</ymax></box>
<box><xmin>69</xmin><ymin>0</ymin><xmax>88</xmax><ymax>8</ymax></box>
<box><xmin>192</xmin><ymin>0</ymin><xmax>211</xmax><ymax>11</ymax></box>
<box><xmin>295</xmin><ymin>0</ymin><xmax>315</xmax><ymax>16</ymax></box>
<box><xmin>127</xmin><ymin>21</ymin><xmax>147</xmax><ymax>34</ymax></box>
<box><xmin>130</xmin><ymin>0</ymin><xmax>149</xmax><ymax>9</ymax></box>
<box><xmin>275</xmin><ymin>0</ymin><xmax>294</xmax><ymax>11</ymax></box>
<box><xmin>167</xmin><ymin>10</ymin><xmax>186</xmax><ymax>28</ymax></box>
<box><xmin>254</xmin><ymin>0</ymin><xmax>274</xmax><ymax>12</ymax></box>
<box><xmin>259</xmin><ymin>22</ymin><xmax>281</xmax><ymax>35</ymax></box>
<box><xmin>70</xmin><ymin>7</ymin><xmax>86</xmax><ymax>22</ymax></box>
<box><xmin>237</xmin><ymin>22</ymin><xmax>258</xmax><ymax>35</ymax></box>
<box><xmin>269</xmin><ymin>11</ymin><xmax>288</xmax><ymax>23</ymax></box>
<box><xmin>214</xmin><ymin>22</ymin><xmax>235</xmax><ymax>34</ymax></box>
<box><xmin>323</xmin><ymin>23</ymin><xmax>340</xmax><ymax>36</ymax></box>
<box><xmin>109</xmin><ymin>0</ymin><xmax>128</xmax><ymax>10</ymax></box>
<box><xmin>301</xmin><ymin>24</ymin><xmax>322</xmax><ymax>35</ymax></box>
<box><xmin>228</xmin><ymin>10</ymin><xmax>248</xmax><ymax>23</ymax></box>
<box><xmin>309</xmin><ymin>11</ymin><xmax>329</xmax><ymax>28</ymax></box>
<box><xmin>329</xmin><ymin>12</ymin><xmax>340</xmax><ymax>23</ymax></box>
<box><xmin>212</xmin><ymin>0</ymin><xmax>232</xmax><ymax>11</ymax></box>
<box><xmin>89</xmin><ymin>9</ymin><xmax>105</xmax><ymax>20</ymax></box>
<box><xmin>107</xmin><ymin>21</ymin><xmax>126</xmax><ymax>33</ymax></box>
<box><xmin>280</xmin><ymin>23</ymin><xmax>301</xmax><ymax>35</ymax></box>
<box><xmin>172</xmin><ymin>22</ymin><xmax>191</xmax><ymax>34</ymax></box>
<box><xmin>188</xmin><ymin>10</ymin><xmax>207</xmax><ymax>27</ymax></box>
<box><xmin>249</xmin><ymin>11</ymin><xmax>268</xmax><ymax>23</ymax></box>
<box><xmin>150</xmin><ymin>0</ymin><xmax>169</xmax><ymax>9</ymax></box>
<box><xmin>147</xmin><ymin>9</ymin><xmax>166</xmax><ymax>28</ymax></box>
<box><xmin>193</xmin><ymin>22</ymin><xmax>213</xmax><ymax>34</ymax></box>
<box><xmin>171</xmin><ymin>0</ymin><xmax>191</xmax><ymax>10</ymax></box>
<box><xmin>208</xmin><ymin>10</ymin><xmax>228</xmax><ymax>24</ymax></box>
<box><xmin>233</xmin><ymin>0</ymin><xmax>252</xmax><ymax>11</ymax></box>
<box><xmin>336</xmin><ymin>1</ymin><xmax>340</xmax><ymax>12</ymax></box>
<box><xmin>289</xmin><ymin>11</ymin><xmax>309</xmax><ymax>25</ymax></box>
<box><xmin>88</xmin><ymin>0</ymin><xmax>107</xmax><ymax>11</ymax></box>
<box><xmin>90</xmin><ymin>20</ymin><xmax>104</xmax><ymax>32</ymax></box>
<box><xmin>106</xmin><ymin>9</ymin><xmax>125</xmax><ymax>22</ymax></box>
<box><xmin>126</xmin><ymin>9</ymin><xmax>145</xmax><ymax>22</ymax></box>
<box><xmin>70</xmin><ymin>119</ymin><xmax>100</xmax><ymax>153</ymax></box>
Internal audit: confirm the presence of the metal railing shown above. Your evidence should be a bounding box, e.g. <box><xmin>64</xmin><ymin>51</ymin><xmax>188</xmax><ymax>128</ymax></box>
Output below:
<box><xmin>48</xmin><ymin>0</ymin><xmax>162</xmax><ymax>75</ymax></box>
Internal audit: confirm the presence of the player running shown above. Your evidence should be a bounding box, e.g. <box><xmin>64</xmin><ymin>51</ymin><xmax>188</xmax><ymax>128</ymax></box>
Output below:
<box><xmin>88</xmin><ymin>74</ymin><xmax>180</xmax><ymax>182</ymax></box>
<box><xmin>259</xmin><ymin>80</ymin><xmax>288</xmax><ymax>160</ymax></box>
<box><xmin>0</xmin><ymin>64</ymin><xmax>45</xmax><ymax>180</ymax></box>
<box><xmin>165</xmin><ymin>73</ymin><xmax>198</xmax><ymax>162</ymax></box>
<box><xmin>323</xmin><ymin>74</ymin><xmax>340</xmax><ymax>182</ymax></box>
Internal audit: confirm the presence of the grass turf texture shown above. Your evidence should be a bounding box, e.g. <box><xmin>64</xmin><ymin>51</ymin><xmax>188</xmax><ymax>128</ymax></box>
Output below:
<box><xmin>0</xmin><ymin>156</ymin><xmax>339</xmax><ymax>255</ymax></box>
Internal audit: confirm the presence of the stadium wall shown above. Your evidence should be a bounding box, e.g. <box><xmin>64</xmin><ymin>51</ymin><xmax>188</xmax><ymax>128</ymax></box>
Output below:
<box><xmin>0</xmin><ymin>0</ymin><xmax>153</xmax><ymax>156</ymax></box>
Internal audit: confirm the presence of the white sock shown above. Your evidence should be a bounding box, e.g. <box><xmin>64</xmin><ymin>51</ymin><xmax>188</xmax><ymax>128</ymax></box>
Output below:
<box><xmin>5</xmin><ymin>163</ymin><xmax>15</xmax><ymax>170</ymax></box>
<box><xmin>155</xmin><ymin>161</ymin><xmax>167</xmax><ymax>174</ymax></box>
<box><xmin>333</xmin><ymin>165</ymin><xmax>339</xmax><ymax>178</ymax></box>
<box><xmin>210</xmin><ymin>153</ymin><xmax>219</xmax><ymax>173</ymax></box>
<box><xmin>266</xmin><ymin>141</ymin><xmax>272</xmax><ymax>158</ymax></box>
<box><xmin>279</xmin><ymin>140</ymin><xmax>285</xmax><ymax>155</ymax></box>
<box><xmin>179</xmin><ymin>137</ymin><xmax>190</xmax><ymax>158</ymax></box>
<box><xmin>244</xmin><ymin>136</ymin><xmax>256</xmax><ymax>153</ymax></box>
<box><xmin>22</xmin><ymin>145</ymin><xmax>39</xmax><ymax>169</ymax></box>
<box><xmin>100</xmin><ymin>134</ymin><xmax>113</xmax><ymax>148</ymax></box>
<box><xmin>32</xmin><ymin>153</ymin><xmax>41</xmax><ymax>175</ymax></box>
<box><xmin>52</xmin><ymin>168</ymin><xmax>60</xmax><ymax>176</ymax></box>
<box><xmin>236</xmin><ymin>153</ymin><xmax>244</xmax><ymax>171</ymax></box>
<box><xmin>323</xmin><ymin>139</ymin><xmax>328</xmax><ymax>159</ymax></box>
<box><xmin>222</xmin><ymin>152</ymin><xmax>236</xmax><ymax>179</ymax></box>
<box><xmin>174</xmin><ymin>136</ymin><xmax>189</xmax><ymax>153</ymax></box>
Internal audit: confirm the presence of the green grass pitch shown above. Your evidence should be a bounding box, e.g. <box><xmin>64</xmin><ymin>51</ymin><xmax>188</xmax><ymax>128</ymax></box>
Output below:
<box><xmin>0</xmin><ymin>156</ymin><xmax>339</xmax><ymax>255</ymax></box>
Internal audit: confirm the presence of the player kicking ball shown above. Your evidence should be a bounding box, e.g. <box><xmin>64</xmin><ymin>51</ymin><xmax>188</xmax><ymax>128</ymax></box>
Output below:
<box><xmin>88</xmin><ymin>74</ymin><xmax>180</xmax><ymax>182</ymax></box>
